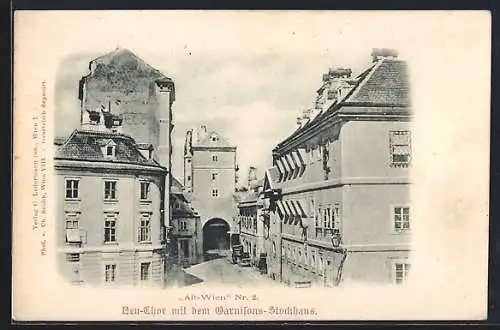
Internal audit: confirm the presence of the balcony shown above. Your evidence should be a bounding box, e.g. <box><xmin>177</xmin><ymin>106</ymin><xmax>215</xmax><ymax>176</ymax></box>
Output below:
<box><xmin>65</xmin><ymin>229</ymin><xmax>87</xmax><ymax>246</ymax></box>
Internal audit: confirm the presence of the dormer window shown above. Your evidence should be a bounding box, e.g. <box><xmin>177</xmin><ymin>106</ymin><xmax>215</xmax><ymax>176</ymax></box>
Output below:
<box><xmin>211</xmin><ymin>134</ymin><xmax>218</xmax><ymax>142</ymax></box>
<box><xmin>101</xmin><ymin>140</ymin><xmax>117</xmax><ymax>158</ymax></box>
<box><xmin>106</xmin><ymin>146</ymin><xmax>115</xmax><ymax>156</ymax></box>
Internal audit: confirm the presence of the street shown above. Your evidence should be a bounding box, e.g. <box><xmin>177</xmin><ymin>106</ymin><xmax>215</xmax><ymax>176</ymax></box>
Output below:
<box><xmin>175</xmin><ymin>252</ymin><xmax>282</xmax><ymax>288</ymax></box>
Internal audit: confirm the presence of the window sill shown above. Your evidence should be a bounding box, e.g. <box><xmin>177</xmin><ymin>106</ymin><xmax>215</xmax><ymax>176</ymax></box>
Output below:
<box><xmin>138</xmin><ymin>241</ymin><xmax>152</xmax><ymax>244</ymax></box>
<box><xmin>392</xmin><ymin>230</ymin><xmax>411</xmax><ymax>234</ymax></box>
<box><xmin>390</xmin><ymin>163</ymin><xmax>411</xmax><ymax>168</ymax></box>
<box><xmin>103</xmin><ymin>242</ymin><xmax>119</xmax><ymax>245</ymax></box>
<box><xmin>140</xmin><ymin>199</ymin><xmax>152</xmax><ymax>204</ymax></box>
<box><xmin>65</xmin><ymin>198</ymin><xmax>81</xmax><ymax>202</ymax></box>
<box><xmin>104</xmin><ymin>199</ymin><xmax>119</xmax><ymax>203</ymax></box>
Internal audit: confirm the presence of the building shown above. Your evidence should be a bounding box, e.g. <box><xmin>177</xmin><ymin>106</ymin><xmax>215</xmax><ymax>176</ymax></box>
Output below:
<box><xmin>78</xmin><ymin>47</ymin><xmax>175</xmax><ymax>232</ymax></box>
<box><xmin>236</xmin><ymin>167</ymin><xmax>266</xmax><ymax>266</ymax></box>
<box><xmin>183</xmin><ymin>125</ymin><xmax>238</xmax><ymax>253</ymax></box>
<box><xmin>262</xmin><ymin>48</ymin><xmax>412</xmax><ymax>287</ymax></box>
<box><xmin>54</xmin><ymin>113</ymin><xmax>168</xmax><ymax>287</ymax></box>
<box><xmin>170</xmin><ymin>177</ymin><xmax>203</xmax><ymax>267</ymax></box>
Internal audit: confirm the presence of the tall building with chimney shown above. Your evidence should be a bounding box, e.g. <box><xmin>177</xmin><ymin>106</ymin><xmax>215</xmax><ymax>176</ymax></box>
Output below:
<box><xmin>78</xmin><ymin>47</ymin><xmax>175</xmax><ymax>231</ymax></box>
<box><xmin>183</xmin><ymin>125</ymin><xmax>238</xmax><ymax>253</ymax></box>
<box><xmin>261</xmin><ymin>48</ymin><xmax>412</xmax><ymax>287</ymax></box>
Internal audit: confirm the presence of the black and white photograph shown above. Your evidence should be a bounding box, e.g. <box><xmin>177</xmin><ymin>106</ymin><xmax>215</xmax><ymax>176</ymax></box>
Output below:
<box><xmin>13</xmin><ymin>10</ymin><xmax>490</xmax><ymax>321</ymax></box>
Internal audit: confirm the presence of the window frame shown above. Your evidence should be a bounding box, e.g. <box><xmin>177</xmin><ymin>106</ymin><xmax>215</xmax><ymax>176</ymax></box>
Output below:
<box><xmin>212</xmin><ymin>154</ymin><xmax>218</xmax><ymax>162</ymax></box>
<box><xmin>212</xmin><ymin>189</ymin><xmax>219</xmax><ymax>197</ymax></box>
<box><xmin>65</xmin><ymin>178</ymin><xmax>80</xmax><ymax>200</ymax></box>
<box><xmin>392</xmin><ymin>260</ymin><xmax>411</xmax><ymax>284</ymax></box>
<box><xmin>140</xmin><ymin>262</ymin><xmax>151</xmax><ymax>281</ymax></box>
<box><xmin>103</xmin><ymin>180</ymin><xmax>118</xmax><ymax>201</ymax></box>
<box><xmin>139</xmin><ymin>181</ymin><xmax>151</xmax><ymax>201</ymax></box>
<box><xmin>138</xmin><ymin>212</ymin><xmax>152</xmax><ymax>243</ymax></box>
<box><xmin>392</xmin><ymin>205</ymin><xmax>411</xmax><ymax>233</ymax></box>
<box><xmin>104</xmin><ymin>264</ymin><xmax>117</xmax><ymax>283</ymax></box>
<box><xmin>103</xmin><ymin>213</ymin><xmax>118</xmax><ymax>243</ymax></box>
<box><xmin>389</xmin><ymin>130</ymin><xmax>412</xmax><ymax>167</ymax></box>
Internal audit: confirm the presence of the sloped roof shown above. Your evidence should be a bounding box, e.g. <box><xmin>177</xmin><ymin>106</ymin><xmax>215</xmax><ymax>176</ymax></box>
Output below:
<box><xmin>275</xmin><ymin>57</ymin><xmax>411</xmax><ymax>151</ymax></box>
<box><xmin>54</xmin><ymin>129</ymin><xmax>163</xmax><ymax>168</ymax></box>
<box><xmin>81</xmin><ymin>48</ymin><xmax>175</xmax><ymax>102</ymax></box>
<box><xmin>171</xmin><ymin>194</ymin><xmax>199</xmax><ymax>217</ymax></box>
<box><xmin>90</xmin><ymin>48</ymin><xmax>173</xmax><ymax>83</ymax></box>
<box><xmin>344</xmin><ymin>59</ymin><xmax>410</xmax><ymax>106</ymax></box>
<box><xmin>194</xmin><ymin>130</ymin><xmax>235</xmax><ymax>148</ymax></box>
<box><xmin>171</xmin><ymin>176</ymin><xmax>184</xmax><ymax>194</ymax></box>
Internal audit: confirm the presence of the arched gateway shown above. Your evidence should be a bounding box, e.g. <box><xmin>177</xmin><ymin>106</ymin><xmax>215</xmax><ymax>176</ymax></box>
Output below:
<box><xmin>202</xmin><ymin>218</ymin><xmax>230</xmax><ymax>252</ymax></box>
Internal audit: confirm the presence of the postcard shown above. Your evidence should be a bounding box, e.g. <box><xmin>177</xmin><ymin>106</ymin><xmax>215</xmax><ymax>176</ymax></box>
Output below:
<box><xmin>12</xmin><ymin>10</ymin><xmax>491</xmax><ymax>321</ymax></box>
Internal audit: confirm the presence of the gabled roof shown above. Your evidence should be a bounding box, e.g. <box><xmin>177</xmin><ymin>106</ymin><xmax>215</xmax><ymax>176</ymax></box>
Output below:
<box><xmin>194</xmin><ymin>130</ymin><xmax>235</xmax><ymax>148</ymax></box>
<box><xmin>54</xmin><ymin>129</ymin><xmax>163</xmax><ymax>168</ymax></box>
<box><xmin>274</xmin><ymin>57</ymin><xmax>411</xmax><ymax>152</ymax></box>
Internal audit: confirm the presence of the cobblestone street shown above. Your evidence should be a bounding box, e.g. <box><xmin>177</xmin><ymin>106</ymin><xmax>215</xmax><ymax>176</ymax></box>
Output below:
<box><xmin>169</xmin><ymin>253</ymin><xmax>282</xmax><ymax>288</ymax></box>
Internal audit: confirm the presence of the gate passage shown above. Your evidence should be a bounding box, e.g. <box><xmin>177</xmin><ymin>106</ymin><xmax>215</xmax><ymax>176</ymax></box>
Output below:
<box><xmin>202</xmin><ymin>218</ymin><xmax>230</xmax><ymax>253</ymax></box>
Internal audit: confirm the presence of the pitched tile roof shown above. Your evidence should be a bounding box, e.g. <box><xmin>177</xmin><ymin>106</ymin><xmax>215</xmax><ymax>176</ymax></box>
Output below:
<box><xmin>275</xmin><ymin>57</ymin><xmax>411</xmax><ymax>151</ymax></box>
<box><xmin>54</xmin><ymin>129</ymin><xmax>163</xmax><ymax>168</ymax></box>
<box><xmin>344</xmin><ymin>59</ymin><xmax>410</xmax><ymax>106</ymax></box>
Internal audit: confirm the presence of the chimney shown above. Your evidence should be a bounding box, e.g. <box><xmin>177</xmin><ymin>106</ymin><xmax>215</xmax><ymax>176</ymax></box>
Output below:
<box><xmin>197</xmin><ymin>125</ymin><xmax>208</xmax><ymax>142</ymax></box>
<box><xmin>371</xmin><ymin>48</ymin><xmax>399</xmax><ymax>62</ymax></box>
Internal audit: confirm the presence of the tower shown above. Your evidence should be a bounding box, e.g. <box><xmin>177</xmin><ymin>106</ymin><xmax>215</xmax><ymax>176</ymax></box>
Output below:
<box><xmin>186</xmin><ymin>125</ymin><xmax>237</xmax><ymax>252</ymax></box>
<box><xmin>183</xmin><ymin>129</ymin><xmax>194</xmax><ymax>193</ymax></box>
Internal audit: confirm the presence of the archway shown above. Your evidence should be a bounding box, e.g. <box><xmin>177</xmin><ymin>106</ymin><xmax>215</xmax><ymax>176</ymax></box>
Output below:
<box><xmin>202</xmin><ymin>218</ymin><xmax>230</xmax><ymax>253</ymax></box>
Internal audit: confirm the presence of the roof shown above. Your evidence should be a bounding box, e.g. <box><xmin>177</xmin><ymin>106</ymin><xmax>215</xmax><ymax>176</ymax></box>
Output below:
<box><xmin>81</xmin><ymin>48</ymin><xmax>175</xmax><ymax>101</ymax></box>
<box><xmin>344</xmin><ymin>59</ymin><xmax>410</xmax><ymax>106</ymax></box>
<box><xmin>54</xmin><ymin>129</ymin><xmax>164</xmax><ymax>168</ymax></box>
<box><xmin>275</xmin><ymin>57</ymin><xmax>411</xmax><ymax>151</ymax></box>
<box><xmin>194</xmin><ymin>130</ymin><xmax>235</xmax><ymax>148</ymax></box>
<box><xmin>171</xmin><ymin>176</ymin><xmax>185</xmax><ymax>194</ymax></box>
<box><xmin>171</xmin><ymin>194</ymin><xmax>199</xmax><ymax>217</ymax></box>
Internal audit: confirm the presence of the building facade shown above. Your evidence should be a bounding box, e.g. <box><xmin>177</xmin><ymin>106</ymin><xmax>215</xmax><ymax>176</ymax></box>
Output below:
<box><xmin>78</xmin><ymin>48</ymin><xmax>175</xmax><ymax>230</ymax></box>
<box><xmin>236</xmin><ymin>167</ymin><xmax>265</xmax><ymax>266</ymax></box>
<box><xmin>54</xmin><ymin>114</ymin><xmax>168</xmax><ymax>287</ymax></box>
<box><xmin>263</xmin><ymin>48</ymin><xmax>412</xmax><ymax>287</ymax></box>
<box><xmin>183</xmin><ymin>125</ymin><xmax>238</xmax><ymax>252</ymax></box>
<box><xmin>170</xmin><ymin>177</ymin><xmax>203</xmax><ymax>267</ymax></box>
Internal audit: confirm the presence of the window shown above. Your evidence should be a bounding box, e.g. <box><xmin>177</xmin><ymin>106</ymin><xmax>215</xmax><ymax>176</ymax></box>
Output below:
<box><xmin>66</xmin><ymin>253</ymin><xmax>80</xmax><ymax>262</ymax></box>
<box><xmin>211</xmin><ymin>135</ymin><xmax>218</xmax><ymax>142</ymax></box>
<box><xmin>65</xmin><ymin>213</ymin><xmax>81</xmax><ymax>243</ymax></box>
<box><xmin>211</xmin><ymin>173</ymin><xmax>218</xmax><ymax>181</ymax></box>
<box><xmin>394</xmin><ymin>207</ymin><xmax>410</xmax><ymax>232</ymax></box>
<box><xmin>105</xmin><ymin>264</ymin><xmax>116</xmax><ymax>282</ymax></box>
<box><xmin>104</xmin><ymin>181</ymin><xmax>117</xmax><ymax>200</ymax></box>
<box><xmin>140</xmin><ymin>262</ymin><xmax>151</xmax><ymax>281</ymax></box>
<box><xmin>104</xmin><ymin>214</ymin><xmax>117</xmax><ymax>243</ymax></box>
<box><xmin>180</xmin><ymin>221</ymin><xmax>187</xmax><ymax>231</ymax></box>
<box><xmin>389</xmin><ymin>131</ymin><xmax>411</xmax><ymax>167</ymax></box>
<box><xmin>65</xmin><ymin>179</ymin><xmax>79</xmax><ymax>199</ymax></box>
<box><xmin>187</xmin><ymin>175</ymin><xmax>191</xmax><ymax>181</ymax></box>
<box><xmin>212</xmin><ymin>154</ymin><xmax>218</xmax><ymax>162</ymax></box>
<box><xmin>138</xmin><ymin>213</ymin><xmax>151</xmax><ymax>242</ymax></box>
<box><xmin>106</xmin><ymin>146</ymin><xmax>115</xmax><ymax>156</ymax></box>
<box><xmin>140</xmin><ymin>182</ymin><xmax>150</xmax><ymax>200</ymax></box>
<box><xmin>187</xmin><ymin>159</ymin><xmax>191</xmax><ymax>163</ymax></box>
<box><xmin>212</xmin><ymin>189</ymin><xmax>219</xmax><ymax>197</ymax></box>
<box><xmin>394</xmin><ymin>263</ymin><xmax>410</xmax><ymax>284</ymax></box>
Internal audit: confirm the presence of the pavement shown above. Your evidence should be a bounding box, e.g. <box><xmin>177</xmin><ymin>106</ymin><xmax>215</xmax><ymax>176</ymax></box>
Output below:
<box><xmin>179</xmin><ymin>254</ymin><xmax>283</xmax><ymax>288</ymax></box>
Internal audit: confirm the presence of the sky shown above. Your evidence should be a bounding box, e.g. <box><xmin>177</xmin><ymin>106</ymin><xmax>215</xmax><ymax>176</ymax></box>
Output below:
<box><xmin>52</xmin><ymin>10</ymin><xmax>487</xmax><ymax>184</ymax></box>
